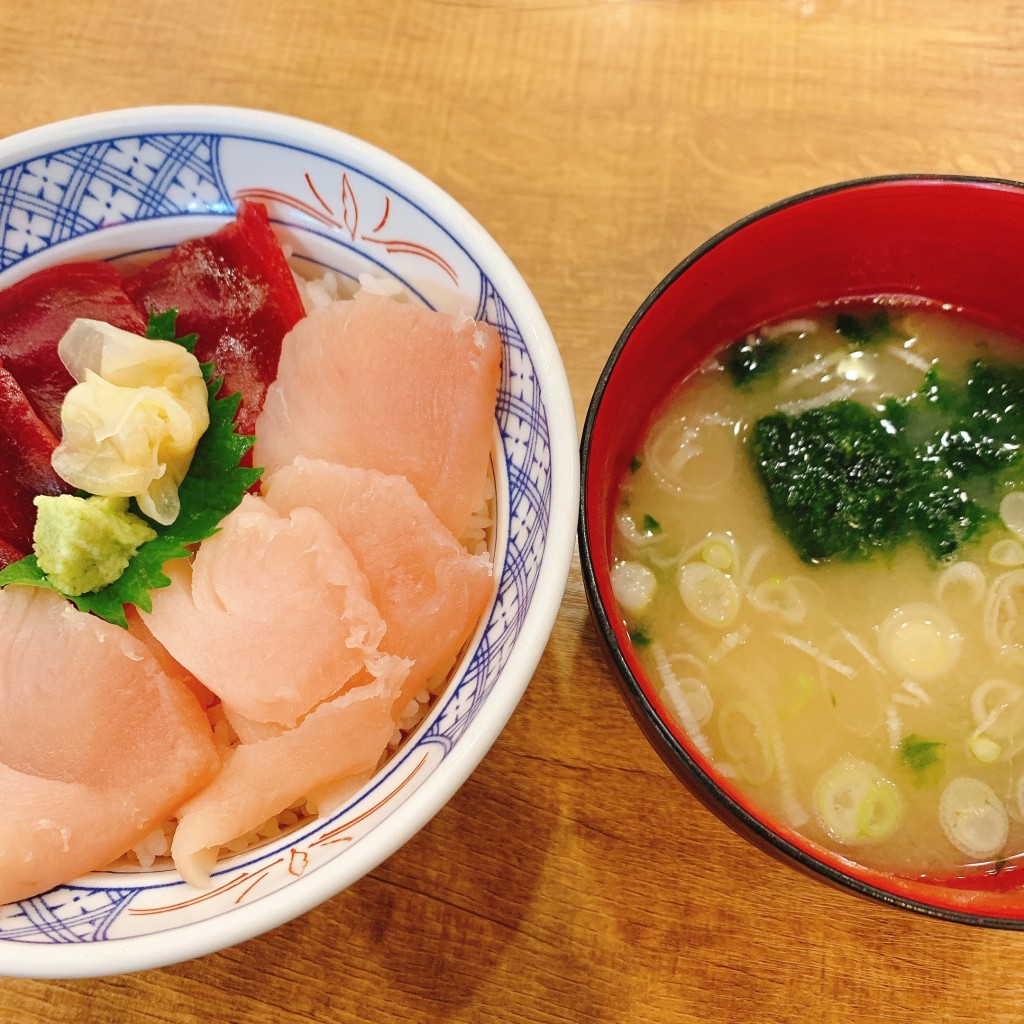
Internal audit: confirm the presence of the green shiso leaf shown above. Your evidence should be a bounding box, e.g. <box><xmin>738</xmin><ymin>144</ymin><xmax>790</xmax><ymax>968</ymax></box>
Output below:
<box><xmin>0</xmin><ymin>555</ymin><xmax>53</xmax><ymax>591</ymax></box>
<box><xmin>0</xmin><ymin>310</ymin><xmax>261</xmax><ymax>628</ymax></box>
<box><xmin>146</xmin><ymin>307</ymin><xmax>198</xmax><ymax>353</ymax></box>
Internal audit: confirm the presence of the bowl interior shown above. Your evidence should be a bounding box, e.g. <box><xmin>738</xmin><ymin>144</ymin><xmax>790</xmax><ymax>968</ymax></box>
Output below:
<box><xmin>0</xmin><ymin>107</ymin><xmax>576</xmax><ymax>977</ymax></box>
<box><xmin>582</xmin><ymin>175</ymin><xmax>1024</xmax><ymax>926</ymax></box>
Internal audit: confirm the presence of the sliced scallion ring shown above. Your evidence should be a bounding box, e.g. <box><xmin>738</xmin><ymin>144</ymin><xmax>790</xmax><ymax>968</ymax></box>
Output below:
<box><xmin>1000</xmin><ymin>491</ymin><xmax>1024</xmax><ymax>542</ymax></box>
<box><xmin>877</xmin><ymin>602</ymin><xmax>961</xmax><ymax>681</ymax></box>
<box><xmin>610</xmin><ymin>559</ymin><xmax>657</xmax><ymax>616</ymax></box>
<box><xmin>813</xmin><ymin>758</ymin><xmax>903</xmax><ymax>844</ymax></box>
<box><xmin>938</xmin><ymin>776</ymin><xmax>1008</xmax><ymax>860</ymax></box>
<box><xmin>989</xmin><ymin>538</ymin><xmax>1024</xmax><ymax>567</ymax></box>
<box><xmin>678</xmin><ymin>562</ymin><xmax>741</xmax><ymax>628</ymax></box>
<box><xmin>967</xmin><ymin>733</ymin><xmax>1002</xmax><ymax>764</ymax></box>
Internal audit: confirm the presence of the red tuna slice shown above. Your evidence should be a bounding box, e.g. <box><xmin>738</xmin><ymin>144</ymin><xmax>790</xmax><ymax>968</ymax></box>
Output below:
<box><xmin>123</xmin><ymin>202</ymin><xmax>305</xmax><ymax>437</ymax></box>
<box><xmin>170</xmin><ymin>654</ymin><xmax>409</xmax><ymax>887</ymax></box>
<box><xmin>0</xmin><ymin>587</ymin><xmax>219</xmax><ymax>904</ymax></box>
<box><xmin>264</xmin><ymin>458</ymin><xmax>494</xmax><ymax>714</ymax></box>
<box><xmin>253</xmin><ymin>291</ymin><xmax>501</xmax><ymax>538</ymax></box>
<box><xmin>0</xmin><ymin>261</ymin><xmax>147</xmax><ymax>436</ymax></box>
<box><xmin>0</xmin><ymin>361</ymin><xmax>73</xmax><ymax>558</ymax></box>
<box><xmin>142</xmin><ymin>494</ymin><xmax>386</xmax><ymax>728</ymax></box>
<box><xmin>0</xmin><ymin>538</ymin><xmax>23</xmax><ymax>571</ymax></box>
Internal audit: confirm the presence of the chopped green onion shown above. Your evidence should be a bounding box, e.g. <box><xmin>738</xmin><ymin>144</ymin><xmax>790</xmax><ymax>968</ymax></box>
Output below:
<box><xmin>814</xmin><ymin>758</ymin><xmax>903</xmax><ymax>843</ymax></box>
<box><xmin>939</xmin><ymin>776</ymin><xmax>1008</xmax><ymax>859</ymax></box>
<box><xmin>988</xmin><ymin>538</ymin><xmax>1024</xmax><ymax>566</ymax></box>
<box><xmin>678</xmin><ymin>562</ymin><xmax>740</xmax><ymax>628</ymax></box>
<box><xmin>898</xmin><ymin>734</ymin><xmax>945</xmax><ymax>780</ymax></box>
<box><xmin>700</xmin><ymin>540</ymin><xmax>734</xmax><ymax>571</ymax></box>
<box><xmin>629</xmin><ymin>627</ymin><xmax>652</xmax><ymax>647</ymax></box>
<box><xmin>968</xmin><ymin>734</ymin><xmax>1002</xmax><ymax>764</ymax></box>
<box><xmin>611</xmin><ymin>559</ymin><xmax>658</xmax><ymax>615</ymax></box>
<box><xmin>780</xmin><ymin>673</ymin><xmax>815</xmax><ymax>718</ymax></box>
<box><xmin>641</xmin><ymin>514</ymin><xmax>661</xmax><ymax>534</ymax></box>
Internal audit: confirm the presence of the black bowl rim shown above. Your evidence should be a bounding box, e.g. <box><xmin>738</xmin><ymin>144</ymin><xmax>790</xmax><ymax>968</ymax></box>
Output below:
<box><xmin>578</xmin><ymin>172</ymin><xmax>1024</xmax><ymax>930</ymax></box>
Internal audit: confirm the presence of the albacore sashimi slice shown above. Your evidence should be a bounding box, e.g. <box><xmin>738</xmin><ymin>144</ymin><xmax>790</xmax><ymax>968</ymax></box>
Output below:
<box><xmin>263</xmin><ymin>459</ymin><xmax>494</xmax><ymax>714</ymax></box>
<box><xmin>125</xmin><ymin>607</ymin><xmax>218</xmax><ymax>712</ymax></box>
<box><xmin>0</xmin><ymin>588</ymin><xmax>218</xmax><ymax>904</ymax></box>
<box><xmin>143</xmin><ymin>494</ymin><xmax>386</xmax><ymax>728</ymax></box>
<box><xmin>253</xmin><ymin>291</ymin><xmax>501</xmax><ymax>538</ymax></box>
<box><xmin>0</xmin><ymin>766</ymin><xmax>160</xmax><ymax>907</ymax></box>
<box><xmin>171</xmin><ymin>654</ymin><xmax>410</xmax><ymax>887</ymax></box>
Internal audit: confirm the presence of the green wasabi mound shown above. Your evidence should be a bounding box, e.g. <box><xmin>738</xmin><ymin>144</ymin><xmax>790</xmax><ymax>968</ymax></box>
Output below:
<box><xmin>33</xmin><ymin>495</ymin><xmax>157</xmax><ymax>596</ymax></box>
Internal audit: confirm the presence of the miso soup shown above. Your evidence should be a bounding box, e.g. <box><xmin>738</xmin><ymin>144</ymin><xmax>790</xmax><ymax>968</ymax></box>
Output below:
<box><xmin>613</xmin><ymin>302</ymin><xmax>1024</xmax><ymax>879</ymax></box>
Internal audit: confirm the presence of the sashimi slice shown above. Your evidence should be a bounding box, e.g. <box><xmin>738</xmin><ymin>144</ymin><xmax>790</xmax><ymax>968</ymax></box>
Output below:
<box><xmin>221</xmin><ymin>705</ymin><xmax>289</xmax><ymax>745</ymax></box>
<box><xmin>0</xmin><ymin>767</ymin><xmax>159</xmax><ymax>907</ymax></box>
<box><xmin>305</xmin><ymin>771</ymin><xmax>373</xmax><ymax>817</ymax></box>
<box><xmin>0</xmin><ymin>767</ymin><xmax>125</xmax><ymax>906</ymax></box>
<box><xmin>253</xmin><ymin>291</ymin><xmax>501</xmax><ymax>536</ymax></box>
<box><xmin>0</xmin><ymin>260</ymin><xmax>147</xmax><ymax>436</ymax></box>
<box><xmin>171</xmin><ymin>654</ymin><xmax>410</xmax><ymax>887</ymax></box>
<box><xmin>123</xmin><ymin>201</ymin><xmax>305</xmax><ymax>436</ymax></box>
<box><xmin>0</xmin><ymin>588</ymin><xmax>218</xmax><ymax>903</ymax></box>
<box><xmin>263</xmin><ymin>458</ymin><xmax>494</xmax><ymax>712</ymax></box>
<box><xmin>143</xmin><ymin>493</ymin><xmax>386</xmax><ymax>727</ymax></box>
<box><xmin>125</xmin><ymin>606</ymin><xmax>218</xmax><ymax>711</ymax></box>
<box><xmin>0</xmin><ymin>537</ymin><xmax>22</xmax><ymax>571</ymax></box>
<box><xmin>0</xmin><ymin>361</ymin><xmax>73</xmax><ymax>557</ymax></box>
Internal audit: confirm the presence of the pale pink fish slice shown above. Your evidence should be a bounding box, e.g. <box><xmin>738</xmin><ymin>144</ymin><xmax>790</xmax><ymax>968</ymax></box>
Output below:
<box><xmin>170</xmin><ymin>653</ymin><xmax>410</xmax><ymax>887</ymax></box>
<box><xmin>0</xmin><ymin>588</ymin><xmax>218</xmax><ymax>903</ymax></box>
<box><xmin>143</xmin><ymin>494</ymin><xmax>386</xmax><ymax>728</ymax></box>
<box><xmin>125</xmin><ymin>606</ymin><xmax>218</xmax><ymax>710</ymax></box>
<box><xmin>263</xmin><ymin>458</ymin><xmax>494</xmax><ymax>713</ymax></box>
<box><xmin>0</xmin><ymin>767</ymin><xmax>149</xmax><ymax>906</ymax></box>
<box><xmin>253</xmin><ymin>291</ymin><xmax>501</xmax><ymax>537</ymax></box>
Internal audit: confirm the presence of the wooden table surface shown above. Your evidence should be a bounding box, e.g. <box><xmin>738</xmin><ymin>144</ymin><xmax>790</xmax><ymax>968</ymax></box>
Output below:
<box><xmin>3</xmin><ymin>1</ymin><xmax>1024</xmax><ymax>1020</ymax></box>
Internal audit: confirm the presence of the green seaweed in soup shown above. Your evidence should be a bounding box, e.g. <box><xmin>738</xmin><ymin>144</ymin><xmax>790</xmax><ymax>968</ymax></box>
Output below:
<box><xmin>610</xmin><ymin>303</ymin><xmax>1024</xmax><ymax>879</ymax></box>
<box><xmin>749</xmin><ymin>341</ymin><xmax>1024</xmax><ymax>564</ymax></box>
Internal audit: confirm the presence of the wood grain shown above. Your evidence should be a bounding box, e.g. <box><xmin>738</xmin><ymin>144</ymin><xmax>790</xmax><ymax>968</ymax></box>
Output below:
<box><xmin>4</xmin><ymin>1</ymin><xmax>1024</xmax><ymax>1020</ymax></box>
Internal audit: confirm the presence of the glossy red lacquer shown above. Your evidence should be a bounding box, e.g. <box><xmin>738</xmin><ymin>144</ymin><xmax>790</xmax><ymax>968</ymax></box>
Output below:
<box><xmin>579</xmin><ymin>176</ymin><xmax>1024</xmax><ymax>928</ymax></box>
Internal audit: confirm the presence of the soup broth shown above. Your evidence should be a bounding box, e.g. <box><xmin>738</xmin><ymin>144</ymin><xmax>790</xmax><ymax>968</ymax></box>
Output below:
<box><xmin>613</xmin><ymin>302</ymin><xmax>1024</xmax><ymax>879</ymax></box>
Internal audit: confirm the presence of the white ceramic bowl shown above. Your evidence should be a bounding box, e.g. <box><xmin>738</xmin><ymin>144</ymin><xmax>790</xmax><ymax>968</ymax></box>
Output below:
<box><xmin>0</xmin><ymin>106</ymin><xmax>578</xmax><ymax>978</ymax></box>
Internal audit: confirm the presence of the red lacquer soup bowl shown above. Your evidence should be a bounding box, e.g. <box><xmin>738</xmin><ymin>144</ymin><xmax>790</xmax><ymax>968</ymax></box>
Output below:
<box><xmin>579</xmin><ymin>175</ymin><xmax>1024</xmax><ymax>927</ymax></box>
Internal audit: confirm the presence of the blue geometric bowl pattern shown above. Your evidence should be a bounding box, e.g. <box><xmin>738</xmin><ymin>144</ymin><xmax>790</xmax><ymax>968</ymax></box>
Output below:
<box><xmin>0</xmin><ymin>118</ymin><xmax>559</xmax><ymax>965</ymax></box>
<box><xmin>0</xmin><ymin>134</ymin><xmax>229</xmax><ymax>268</ymax></box>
